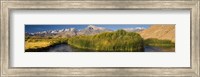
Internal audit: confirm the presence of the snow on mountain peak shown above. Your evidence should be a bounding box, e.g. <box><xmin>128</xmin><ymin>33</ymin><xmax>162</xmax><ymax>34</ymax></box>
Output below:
<box><xmin>122</xmin><ymin>27</ymin><xmax>145</xmax><ymax>32</ymax></box>
<box><xmin>87</xmin><ymin>25</ymin><xmax>105</xmax><ymax>30</ymax></box>
<box><xmin>135</xmin><ymin>27</ymin><xmax>145</xmax><ymax>29</ymax></box>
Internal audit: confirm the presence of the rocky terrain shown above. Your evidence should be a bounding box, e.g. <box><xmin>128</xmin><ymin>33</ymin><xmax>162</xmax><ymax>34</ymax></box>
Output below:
<box><xmin>138</xmin><ymin>24</ymin><xmax>175</xmax><ymax>42</ymax></box>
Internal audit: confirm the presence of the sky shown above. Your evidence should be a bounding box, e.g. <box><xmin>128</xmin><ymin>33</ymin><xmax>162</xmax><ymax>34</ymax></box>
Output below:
<box><xmin>25</xmin><ymin>24</ymin><xmax>151</xmax><ymax>33</ymax></box>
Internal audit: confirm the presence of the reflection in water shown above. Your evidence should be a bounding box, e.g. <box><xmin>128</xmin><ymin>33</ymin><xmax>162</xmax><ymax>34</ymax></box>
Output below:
<box><xmin>49</xmin><ymin>44</ymin><xmax>73</xmax><ymax>52</ymax></box>
<box><xmin>26</xmin><ymin>44</ymin><xmax>174</xmax><ymax>52</ymax></box>
<box><xmin>144</xmin><ymin>46</ymin><xmax>163</xmax><ymax>52</ymax></box>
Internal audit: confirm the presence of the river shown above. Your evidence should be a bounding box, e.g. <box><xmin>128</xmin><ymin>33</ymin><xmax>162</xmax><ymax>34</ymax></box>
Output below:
<box><xmin>26</xmin><ymin>44</ymin><xmax>174</xmax><ymax>52</ymax></box>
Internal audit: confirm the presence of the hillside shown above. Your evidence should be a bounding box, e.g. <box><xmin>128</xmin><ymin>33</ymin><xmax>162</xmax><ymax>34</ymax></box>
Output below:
<box><xmin>138</xmin><ymin>25</ymin><xmax>175</xmax><ymax>42</ymax></box>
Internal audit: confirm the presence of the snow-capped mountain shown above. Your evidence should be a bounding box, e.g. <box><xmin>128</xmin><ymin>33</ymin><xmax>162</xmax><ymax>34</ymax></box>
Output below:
<box><xmin>26</xmin><ymin>28</ymin><xmax>78</xmax><ymax>37</ymax></box>
<box><xmin>26</xmin><ymin>25</ymin><xmax>145</xmax><ymax>38</ymax></box>
<box><xmin>122</xmin><ymin>27</ymin><xmax>145</xmax><ymax>32</ymax></box>
<box><xmin>77</xmin><ymin>25</ymin><xmax>113</xmax><ymax>35</ymax></box>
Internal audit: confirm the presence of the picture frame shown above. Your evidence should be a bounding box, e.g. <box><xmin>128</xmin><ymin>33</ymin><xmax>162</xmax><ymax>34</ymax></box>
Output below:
<box><xmin>1</xmin><ymin>0</ymin><xmax>199</xmax><ymax>77</ymax></box>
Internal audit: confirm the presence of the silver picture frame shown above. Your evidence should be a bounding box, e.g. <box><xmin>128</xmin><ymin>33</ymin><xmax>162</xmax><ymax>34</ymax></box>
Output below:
<box><xmin>1</xmin><ymin>0</ymin><xmax>199</xmax><ymax>77</ymax></box>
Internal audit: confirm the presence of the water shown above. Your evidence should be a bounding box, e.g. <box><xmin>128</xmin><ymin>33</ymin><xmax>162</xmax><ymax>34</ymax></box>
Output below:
<box><xmin>144</xmin><ymin>46</ymin><xmax>169</xmax><ymax>52</ymax></box>
<box><xmin>26</xmin><ymin>44</ymin><xmax>174</xmax><ymax>52</ymax></box>
<box><xmin>48</xmin><ymin>44</ymin><xmax>73</xmax><ymax>52</ymax></box>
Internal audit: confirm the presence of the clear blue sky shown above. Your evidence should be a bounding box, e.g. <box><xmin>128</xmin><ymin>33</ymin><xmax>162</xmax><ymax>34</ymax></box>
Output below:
<box><xmin>25</xmin><ymin>24</ymin><xmax>151</xmax><ymax>33</ymax></box>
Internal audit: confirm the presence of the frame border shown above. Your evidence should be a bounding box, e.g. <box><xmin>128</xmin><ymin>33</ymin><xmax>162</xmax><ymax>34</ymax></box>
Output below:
<box><xmin>1</xmin><ymin>0</ymin><xmax>199</xmax><ymax>77</ymax></box>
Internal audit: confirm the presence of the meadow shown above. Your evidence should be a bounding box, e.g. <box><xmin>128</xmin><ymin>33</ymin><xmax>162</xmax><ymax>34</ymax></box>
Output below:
<box><xmin>25</xmin><ymin>36</ymin><xmax>68</xmax><ymax>50</ymax></box>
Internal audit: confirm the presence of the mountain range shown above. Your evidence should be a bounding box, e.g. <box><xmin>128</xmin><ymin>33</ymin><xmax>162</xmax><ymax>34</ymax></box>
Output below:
<box><xmin>26</xmin><ymin>24</ymin><xmax>175</xmax><ymax>42</ymax></box>
<box><xmin>25</xmin><ymin>25</ymin><xmax>145</xmax><ymax>37</ymax></box>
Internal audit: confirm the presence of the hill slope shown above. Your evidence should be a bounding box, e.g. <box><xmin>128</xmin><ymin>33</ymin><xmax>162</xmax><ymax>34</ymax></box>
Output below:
<box><xmin>138</xmin><ymin>25</ymin><xmax>175</xmax><ymax>42</ymax></box>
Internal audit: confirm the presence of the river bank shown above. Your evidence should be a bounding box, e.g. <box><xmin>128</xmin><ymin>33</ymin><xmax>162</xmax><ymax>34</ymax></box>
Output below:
<box><xmin>25</xmin><ymin>43</ymin><xmax>174</xmax><ymax>52</ymax></box>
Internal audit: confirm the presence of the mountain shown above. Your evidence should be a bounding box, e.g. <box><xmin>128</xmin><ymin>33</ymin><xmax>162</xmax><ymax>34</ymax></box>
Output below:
<box><xmin>138</xmin><ymin>25</ymin><xmax>175</xmax><ymax>42</ymax></box>
<box><xmin>54</xmin><ymin>28</ymin><xmax>78</xmax><ymax>37</ymax></box>
<box><xmin>26</xmin><ymin>25</ymin><xmax>113</xmax><ymax>37</ymax></box>
<box><xmin>77</xmin><ymin>25</ymin><xmax>113</xmax><ymax>35</ymax></box>
<box><xmin>26</xmin><ymin>28</ymin><xmax>78</xmax><ymax>37</ymax></box>
<box><xmin>27</xmin><ymin>25</ymin><xmax>175</xmax><ymax>42</ymax></box>
<box><xmin>122</xmin><ymin>27</ymin><xmax>145</xmax><ymax>32</ymax></box>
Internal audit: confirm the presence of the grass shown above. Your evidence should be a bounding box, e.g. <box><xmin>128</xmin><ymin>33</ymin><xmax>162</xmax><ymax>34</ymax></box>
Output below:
<box><xmin>144</xmin><ymin>38</ymin><xmax>175</xmax><ymax>48</ymax></box>
<box><xmin>25</xmin><ymin>41</ymin><xmax>51</xmax><ymax>50</ymax></box>
<box><xmin>25</xmin><ymin>37</ymin><xmax>68</xmax><ymax>50</ymax></box>
<box><xmin>25</xmin><ymin>32</ymin><xmax>175</xmax><ymax>52</ymax></box>
<box><xmin>68</xmin><ymin>30</ymin><xmax>144</xmax><ymax>52</ymax></box>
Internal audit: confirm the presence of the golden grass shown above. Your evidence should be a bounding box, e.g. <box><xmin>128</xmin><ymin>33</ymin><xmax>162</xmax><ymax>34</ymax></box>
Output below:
<box><xmin>25</xmin><ymin>41</ymin><xmax>51</xmax><ymax>50</ymax></box>
<box><xmin>25</xmin><ymin>38</ymin><xmax>68</xmax><ymax>50</ymax></box>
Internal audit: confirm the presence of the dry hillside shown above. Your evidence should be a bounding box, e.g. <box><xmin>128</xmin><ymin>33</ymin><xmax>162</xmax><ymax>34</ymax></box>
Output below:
<box><xmin>138</xmin><ymin>24</ymin><xmax>175</xmax><ymax>42</ymax></box>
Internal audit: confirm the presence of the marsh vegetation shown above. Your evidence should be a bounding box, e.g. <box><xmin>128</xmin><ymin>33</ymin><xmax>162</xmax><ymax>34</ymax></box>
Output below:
<box><xmin>25</xmin><ymin>30</ymin><xmax>175</xmax><ymax>52</ymax></box>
